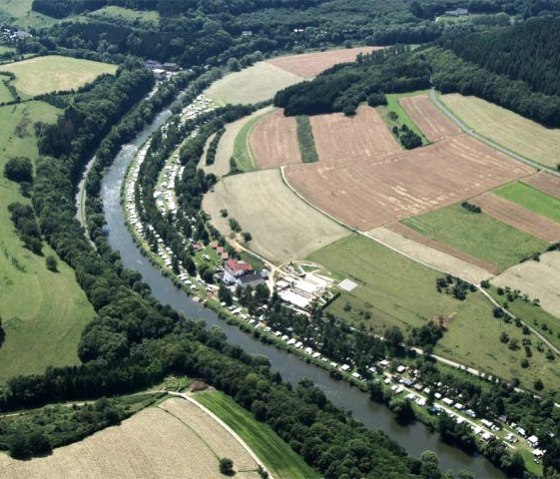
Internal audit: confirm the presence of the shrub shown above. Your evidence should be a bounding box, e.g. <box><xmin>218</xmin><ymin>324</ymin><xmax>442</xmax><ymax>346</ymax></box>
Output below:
<box><xmin>4</xmin><ymin>157</ymin><xmax>33</xmax><ymax>183</ymax></box>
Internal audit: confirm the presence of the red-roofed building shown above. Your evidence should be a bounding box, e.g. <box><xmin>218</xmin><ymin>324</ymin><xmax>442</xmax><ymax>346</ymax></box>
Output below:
<box><xmin>223</xmin><ymin>259</ymin><xmax>265</xmax><ymax>287</ymax></box>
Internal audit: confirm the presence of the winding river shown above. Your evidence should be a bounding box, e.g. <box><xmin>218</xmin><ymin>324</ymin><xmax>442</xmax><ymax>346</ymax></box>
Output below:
<box><xmin>100</xmin><ymin>105</ymin><xmax>504</xmax><ymax>478</ymax></box>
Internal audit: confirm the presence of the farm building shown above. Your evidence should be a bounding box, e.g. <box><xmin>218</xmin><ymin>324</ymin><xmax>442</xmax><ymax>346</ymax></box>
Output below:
<box><xmin>222</xmin><ymin>259</ymin><xmax>266</xmax><ymax>287</ymax></box>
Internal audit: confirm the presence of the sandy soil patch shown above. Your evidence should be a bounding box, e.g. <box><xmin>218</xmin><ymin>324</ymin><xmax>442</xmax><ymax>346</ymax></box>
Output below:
<box><xmin>0</xmin><ymin>398</ymin><xmax>260</xmax><ymax>479</ymax></box>
<box><xmin>493</xmin><ymin>251</ymin><xmax>560</xmax><ymax>319</ymax></box>
<box><xmin>441</xmin><ymin>94</ymin><xmax>560</xmax><ymax>168</ymax></box>
<box><xmin>386</xmin><ymin>222</ymin><xmax>498</xmax><ymax>274</ymax></box>
<box><xmin>400</xmin><ymin>94</ymin><xmax>462</xmax><ymax>142</ymax></box>
<box><xmin>250</xmin><ymin>109</ymin><xmax>301</xmax><ymax>168</ymax></box>
<box><xmin>310</xmin><ymin>105</ymin><xmax>400</xmax><ymax>163</ymax></box>
<box><xmin>475</xmin><ymin>192</ymin><xmax>560</xmax><ymax>243</ymax></box>
<box><xmin>368</xmin><ymin>226</ymin><xmax>493</xmax><ymax>284</ymax></box>
<box><xmin>266</xmin><ymin>47</ymin><xmax>382</xmax><ymax>78</ymax></box>
<box><xmin>206</xmin><ymin>62</ymin><xmax>303</xmax><ymax>105</ymax></box>
<box><xmin>285</xmin><ymin>134</ymin><xmax>533</xmax><ymax>231</ymax></box>
<box><xmin>203</xmin><ymin>169</ymin><xmax>348</xmax><ymax>264</ymax></box>
<box><xmin>522</xmin><ymin>172</ymin><xmax>560</xmax><ymax>199</ymax></box>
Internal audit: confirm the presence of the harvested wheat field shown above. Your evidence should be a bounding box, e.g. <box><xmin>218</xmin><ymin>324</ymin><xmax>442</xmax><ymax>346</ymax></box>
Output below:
<box><xmin>206</xmin><ymin>62</ymin><xmax>303</xmax><ymax>105</ymax></box>
<box><xmin>0</xmin><ymin>398</ymin><xmax>261</xmax><ymax>479</ymax></box>
<box><xmin>202</xmin><ymin>106</ymin><xmax>273</xmax><ymax>177</ymax></box>
<box><xmin>474</xmin><ymin>192</ymin><xmax>560</xmax><ymax>243</ymax></box>
<box><xmin>310</xmin><ymin>105</ymin><xmax>401</xmax><ymax>163</ymax></box>
<box><xmin>493</xmin><ymin>251</ymin><xmax>560</xmax><ymax>319</ymax></box>
<box><xmin>441</xmin><ymin>94</ymin><xmax>560</xmax><ymax>168</ymax></box>
<box><xmin>250</xmin><ymin>109</ymin><xmax>302</xmax><ymax>168</ymax></box>
<box><xmin>266</xmin><ymin>47</ymin><xmax>381</xmax><ymax>78</ymax></box>
<box><xmin>285</xmin><ymin>135</ymin><xmax>533</xmax><ymax>231</ymax></box>
<box><xmin>384</xmin><ymin>222</ymin><xmax>497</xmax><ymax>273</ymax></box>
<box><xmin>522</xmin><ymin>172</ymin><xmax>560</xmax><ymax>200</ymax></box>
<box><xmin>203</xmin><ymin>169</ymin><xmax>348</xmax><ymax>263</ymax></box>
<box><xmin>400</xmin><ymin>94</ymin><xmax>462</xmax><ymax>143</ymax></box>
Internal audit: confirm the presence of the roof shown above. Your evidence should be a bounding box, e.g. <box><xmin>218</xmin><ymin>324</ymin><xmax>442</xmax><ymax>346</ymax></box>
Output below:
<box><xmin>225</xmin><ymin>259</ymin><xmax>254</xmax><ymax>274</ymax></box>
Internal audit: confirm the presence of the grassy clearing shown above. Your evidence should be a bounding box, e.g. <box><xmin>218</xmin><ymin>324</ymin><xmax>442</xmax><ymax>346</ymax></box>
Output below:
<box><xmin>0</xmin><ymin>74</ymin><xmax>14</xmax><ymax>103</ymax></box>
<box><xmin>377</xmin><ymin>91</ymin><xmax>429</xmax><ymax>145</ymax></box>
<box><xmin>86</xmin><ymin>5</ymin><xmax>160</xmax><ymax>27</ymax></box>
<box><xmin>402</xmin><ymin>204</ymin><xmax>548</xmax><ymax>272</ymax></box>
<box><xmin>195</xmin><ymin>391</ymin><xmax>320</xmax><ymax>479</ymax></box>
<box><xmin>295</xmin><ymin>115</ymin><xmax>319</xmax><ymax>163</ymax></box>
<box><xmin>0</xmin><ymin>102</ymin><xmax>95</xmax><ymax>381</ymax></box>
<box><xmin>0</xmin><ymin>0</ymin><xmax>59</xmax><ymax>28</ymax></box>
<box><xmin>310</xmin><ymin>235</ymin><xmax>560</xmax><ymax>391</ymax></box>
<box><xmin>232</xmin><ymin>114</ymin><xmax>262</xmax><ymax>172</ymax></box>
<box><xmin>1</xmin><ymin>55</ymin><xmax>117</xmax><ymax>97</ymax></box>
<box><xmin>441</xmin><ymin>93</ymin><xmax>560</xmax><ymax>168</ymax></box>
<box><xmin>495</xmin><ymin>181</ymin><xmax>560</xmax><ymax>224</ymax></box>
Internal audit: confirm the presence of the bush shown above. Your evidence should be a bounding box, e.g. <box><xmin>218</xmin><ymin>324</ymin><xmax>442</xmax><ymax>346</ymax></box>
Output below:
<box><xmin>219</xmin><ymin>458</ymin><xmax>235</xmax><ymax>476</ymax></box>
<box><xmin>46</xmin><ymin>255</ymin><xmax>58</xmax><ymax>272</ymax></box>
<box><xmin>4</xmin><ymin>157</ymin><xmax>33</xmax><ymax>183</ymax></box>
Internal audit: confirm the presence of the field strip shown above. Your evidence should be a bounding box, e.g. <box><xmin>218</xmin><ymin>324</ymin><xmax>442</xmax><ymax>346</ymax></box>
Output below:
<box><xmin>475</xmin><ymin>192</ymin><xmax>560</xmax><ymax>243</ymax></box>
<box><xmin>430</xmin><ymin>88</ymin><xmax>560</xmax><ymax>176</ymax></box>
<box><xmin>382</xmin><ymin>222</ymin><xmax>498</xmax><ymax>276</ymax></box>
<box><xmin>168</xmin><ymin>392</ymin><xmax>271</xmax><ymax>478</ymax></box>
<box><xmin>400</xmin><ymin>94</ymin><xmax>462</xmax><ymax>142</ymax></box>
<box><xmin>492</xmin><ymin>251</ymin><xmax>560</xmax><ymax>320</ymax></box>
<box><xmin>522</xmin><ymin>172</ymin><xmax>560</xmax><ymax>199</ymax></box>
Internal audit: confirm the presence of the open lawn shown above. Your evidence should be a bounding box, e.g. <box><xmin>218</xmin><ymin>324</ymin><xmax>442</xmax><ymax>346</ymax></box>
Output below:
<box><xmin>441</xmin><ymin>93</ymin><xmax>560</xmax><ymax>168</ymax></box>
<box><xmin>86</xmin><ymin>5</ymin><xmax>160</xmax><ymax>27</ymax></box>
<box><xmin>492</xmin><ymin>251</ymin><xmax>560</xmax><ymax>324</ymax></box>
<box><xmin>0</xmin><ymin>102</ymin><xmax>95</xmax><ymax>381</ymax></box>
<box><xmin>286</xmin><ymin>134</ymin><xmax>533</xmax><ymax>231</ymax></box>
<box><xmin>202</xmin><ymin>169</ymin><xmax>348</xmax><ymax>264</ymax></box>
<box><xmin>206</xmin><ymin>62</ymin><xmax>303</xmax><ymax>105</ymax></box>
<box><xmin>195</xmin><ymin>391</ymin><xmax>319</xmax><ymax>479</ymax></box>
<box><xmin>1</xmin><ymin>55</ymin><xmax>117</xmax><ymax>97</ymax></box>
<box><xmin>494</xmin><ymin>181</ymin><xmax>560</xmax><ymax>224</ymax></box>
<box><xmin>309</xmin><ymin>235</ymin><xmax>560</xmax><ymax>391</ymax></box>
<box><xmin>0</xmin><ymin>74</ymin><xmax>14</xmax><ymax>103</ymax></box>
<box><xmin>402</xmin><ymin>204</ymin><xmax>548</xmax><ymax>272</ymax></box>
<box><xmin>0</xmin><ymin>397</ymin><xmax>262</xmax><ymax>478</ymax></box>
<box><xmin>266</xmin><ymin>47</ymin><xmax>380</xmax><ymax>78</ymax></box>
<box><xmin>400</xmin><ymin>94</ymin><xmax>461</xmax><ymax>143</ymax></box>
<box><xmin>378</xmin><ymin>91</ymin><xmax>429</xmax><ymax>145</ymax></box>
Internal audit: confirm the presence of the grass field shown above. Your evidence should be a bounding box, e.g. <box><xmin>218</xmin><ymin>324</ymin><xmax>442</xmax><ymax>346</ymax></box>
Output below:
<box><xmin>1</xmin><ymin>55</ymin><xmax>117</xmax><ymax>97</ymax></box>
<box><xmin>295</xmin><ymin>115</ymin><xmax>319</xmax><ymax>163</ymax></box>
<box><xmin>402</xmin><ymin>204</ymin><xmax>548</xmax><ymax>272</ymax></box>
<box><xmin>86</xmin><ymin>5</ymin><xmax>160</xmax><ymax>27</ymax></box>
<box><xmin>232</xmin><ymin>113</ymin><xmax>264</xmax><ymax>172</ymax></box>
<box><xmin>441</xmin><ymin>93</ymin><xmax>560</xmax><ymax>168</ymax></box>
<box><xmin>195</xmin><ymin>391</ymin><xmax>319</xmax><ymax>479</ymax></box>
<box><xmin>0</xmin><ymin>0</ymin><xmax>59</xmax><ymax>28</ymax></box>
<box><xmin>494</xmin><ymin>182</ymin><xmax>560</xmax><ymax>224</ymax></box>
<box><xmin>206</xmin><ymin>62</ymin><xmax>303</xmax><ymax>105</ymax></box>
<box><xmin>0</xmin><ymin>74</ymin><xmax>14</xmax><ymax>103</ymax></box>
<box><xmin>0</xmin><ymin>397</ymin><xmax>262</xmax><ymax>478</ymax></box>
<box><xmin>378</xmin><ymin>91</ymin><xmax>429</xmax><ymax>146</ymax></box>
<box><xmin>309</xmin><ymin>235</ymin><xmax>560</xmax><ymax>391</ymax></box>
<box><xmin>202</xmin><ymin>169</ymin><xmax>349</xmax><ymax>264</ymax></box>
<box><xmin>0</xmin><ymin>101</ymin><xmax>95</xmax><ymax>381</ymax></box>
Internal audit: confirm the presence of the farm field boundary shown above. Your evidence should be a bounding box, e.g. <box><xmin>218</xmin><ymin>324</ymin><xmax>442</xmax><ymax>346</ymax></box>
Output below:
<box><xmin>522</xmin><ymin>172</ymin><xmax>560</xmax><ymax>199</ymax></box>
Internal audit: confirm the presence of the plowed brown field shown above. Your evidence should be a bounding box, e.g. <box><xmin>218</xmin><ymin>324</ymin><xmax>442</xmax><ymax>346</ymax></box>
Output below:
<box><xmin>285</xmin><ymin>135</ymin><xmax>533</xmax><ymax>231</ymax></box>
<box><xmin>250</xmin><ymin>109</ymin><xmax>301</xmax><ymax>168</ymax></box>
<box><xmin>400</xmin><ymin>94</ymin><xmax>462</xmax><ymax>142</ymax></box>
<box><xmin>386</xmin><ymin>222</ymin><xmax>498</xmax><ymax>274</ymax></box>
<box><xmin>522</xmin><ymin>172</ymin><xmax>560</xmax><ymax>199</ymax></box>
<box><xmin>474</xmin><ymin>192</ymin><xmax>560</xmax><ymax>243</ymax></box>
<box><xmin>266</xmin><ymin>47</ymin><xmax>381</xmax><ymax>78</ymax></box>
<box><xmin>309</xmin><ymin>105</ymin><xmax>400</xmax><ymax>163</ymax></box>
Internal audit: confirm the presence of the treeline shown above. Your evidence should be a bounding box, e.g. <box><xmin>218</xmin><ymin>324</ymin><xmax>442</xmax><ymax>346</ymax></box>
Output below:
<box><xmin>440</xmin><ymin>17</ymin><xmax>560</xmax><ymax>97</ymax></box>
<box><xmin>205</xmin><ymin>127</ymin><xmax>225</xmax><ymax>166</ymax></box>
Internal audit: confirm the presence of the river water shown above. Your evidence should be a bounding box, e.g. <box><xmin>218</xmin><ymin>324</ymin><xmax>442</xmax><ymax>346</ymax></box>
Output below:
<box><xmin>100</xmin><ymin>107</ymin><xmax>504</xmax><ymax>478</ymax></box>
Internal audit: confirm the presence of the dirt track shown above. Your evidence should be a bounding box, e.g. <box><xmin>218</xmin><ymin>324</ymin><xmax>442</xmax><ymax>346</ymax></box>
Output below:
<box><xmin>522</xmin><ymin>172</ymin><xmax>560</xmax><ymax>199</ymax></box>
<box><xmin>475</xmin><ymin>192</ymin><xmax>560</xmax><ymax>243</ymax></box>
<box><xmin>309</xmin><ymin>105</ymin><xmax>401</xmax><ymax>163</ymax></box>
<box><xmin>285</xmin><ymin>134</ymin><xmax>533</xmax><ymax>231</ymax></box>
<box><xmin>400</xmin><ymin>94</ymin><xmax>462</xmax><ymax>143</ymax></box>
<box><xmin>266</xmin><ymin>47</ymin><xmax>381</xmax><ymax>78</ymax></box>
<box><xmin>250</xmin><ymin>110</ymin><xmax>301</xmax><ymax>168</ymax></box>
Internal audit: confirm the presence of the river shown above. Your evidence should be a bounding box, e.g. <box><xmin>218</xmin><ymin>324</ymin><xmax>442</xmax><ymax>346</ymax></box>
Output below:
<box><xmin>100</xmin><ymin>105</ymin><xmax>504</xmax><ymax>478</ymax></box>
